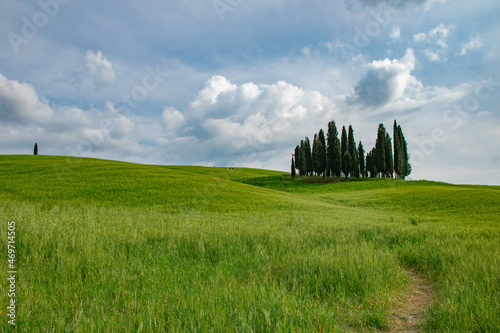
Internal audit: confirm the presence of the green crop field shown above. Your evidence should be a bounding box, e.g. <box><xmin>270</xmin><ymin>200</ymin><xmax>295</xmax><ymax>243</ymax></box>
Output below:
<box><xmin>0</xmin><ymin>155</ymin><xmax>499</xmax><ymax>332</ymax></box>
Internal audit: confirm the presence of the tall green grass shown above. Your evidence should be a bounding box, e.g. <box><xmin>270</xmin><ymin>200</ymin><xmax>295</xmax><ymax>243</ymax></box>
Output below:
<box><xmin>0</xmin><ymin>156</ymin><xmax>499</xmax><ymax>331</ymax></box>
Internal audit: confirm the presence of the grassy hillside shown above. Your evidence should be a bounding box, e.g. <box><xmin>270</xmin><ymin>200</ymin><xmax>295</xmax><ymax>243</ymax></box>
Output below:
<box><xmin>0</xmin><ymin>155</ymin><xmax>499</xmax><ymax>332</ymax></box>
<box><xmin>164</xmin><ymin>165</ymin><xmax>286</xmax><ymax>181</ymax></box>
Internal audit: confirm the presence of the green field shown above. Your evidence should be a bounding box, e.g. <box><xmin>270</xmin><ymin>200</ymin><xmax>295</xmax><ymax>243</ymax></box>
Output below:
<box><xmin>1</xmin><ymin>155</ymin><xmax>499</xmax><ymax>332</ymax></box>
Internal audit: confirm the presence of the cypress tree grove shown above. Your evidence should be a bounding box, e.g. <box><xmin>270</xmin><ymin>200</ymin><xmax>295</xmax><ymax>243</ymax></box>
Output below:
<box><xmin>291</xmin><ymin>119</ymin><xmax>412</xmax><ymax>181</ymax></box>
<box><xmin>375</xmin><ymin>124</ymin><xmax>386</xmax><ymax>177</ymax></box>
<box><xmin>327</xmin><ymin>121</ymin><xmax>342</xmax><ymax>178</ymax></box>
<box><xmin>358</xmin><ymin>141</ymin><xmax>365</xmax><ymax>177</ymax></box>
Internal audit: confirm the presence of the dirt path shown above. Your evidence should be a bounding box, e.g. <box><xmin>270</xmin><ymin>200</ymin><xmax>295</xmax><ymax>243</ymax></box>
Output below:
<box><xmin>387</xmin><ymin>269</ymin><xmax>433</xmax><ymax>333</ymax></box>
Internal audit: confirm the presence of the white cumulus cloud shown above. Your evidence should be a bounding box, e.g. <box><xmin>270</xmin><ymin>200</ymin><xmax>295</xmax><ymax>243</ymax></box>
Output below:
<box><xmin>390</xmin><ymin>26</ymin><xmax>401</xmax><ymax>40</ymax></box>
<box><xmin>162</xmin><ymin>107</ymin><xmax>186</xmax><ymax>133</ymax></box>
<box><xmin>85</xmin><ymin>50</ymin><xmax>115</xmax><ymax>90</ymax></box>
<box><xmin>413</xmin><ymin>24</ymin><xmax>455</xmax><ymax>61</ymax></box>
<box><xmin>460</xmin><ymin>35</ymin><xmax>484</xmax><ymax>55</ymax></box>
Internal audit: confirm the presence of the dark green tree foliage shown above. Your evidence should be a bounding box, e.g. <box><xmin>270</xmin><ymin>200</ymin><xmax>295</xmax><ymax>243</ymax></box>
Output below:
<box><xmin>294</xmin><ymin>145</ymin><xmax>301</xmax><ymax>175</ymax></box>
<box><xmin>399</xmin><ymin>124</ymin><xmax>412</xmax><ymax>179</ymax></box>
<box><xmin>291</xmin><ymin>157</ymin><xmax>296</xmax><ymax>177</ymax></box>
<box><xmin>348</xmin><ymin>125</ymin><xmax>359</xmax><ymax>178</ymax></box>
<box><xmin>385</xmin><ymin>133</ymin><xmax>394</xmax><ymax>178</ymax></box>
<box><xmin>327</xmin><ymin>121</ymin><xmax>342</xmax><ymax>178</ymax></box>
<box><xmin>393</xmin><ymin>120</ymin><xmax>401</xmax><ymax>178</ymax></box>
<box><xmin>366</xmin><ymin>150</ymin><xmax>372</xmax><ymax>178</ymax></box>
<box><xmin>299</xmin><ymin>140</ymin><xmax>307</xmax><ymax>176</ymax></box>
<box><xmin>367</xmin><ymin>147</ymin><xmax>377</xmax><ymax>178</ymax></box>
<box><xmin>341</xmin><ymin>126</ymin><xmax>348</xmax><ymax>159</ymax></box>
<box><xmin>393</xmin><ymin>120</ymin><xmax>412</xmax><ymax>179</ymax></box>
<box><xmin>312</xmin><ymin>134</ymin><xmax>319</xmax><ymax>175</ymax></box>
<box><xmin>402</xmin><ymin>141</ymin><xmax>411</xmax><ymax>178</ymax></box>
<box><xmin>341</xmin><ymin>126</ymin><xmax>348</xmax><ymax>176</ymax></box>
<box><xmin>358</xmin><ymin>141</ymin><xmax>365</xmax><ymax>177</ymax></box>
<box><xmin>304</xmin><ymin>137</ymin><xmax>313</xmax><ymax>176</ymax></box>
<box><xmin>375</xmin><ymin>124</ymin><xmax>386</xmax><ymax>177</ymax></box>
<box><xmin>292</xmin><ymin>119</ymin><xmax>411</xmax><ymax>180</ymax></box>
<box><xmin>317</xmin><ymin>129</ymin><xmax>327</xmax><ymax>177</ymax></box>
<box><xmin>33</xmin><ymin>142</ymin><xmax>38</xmax><ymax>155</ymax></box>
<box><xmin>342</xmin><ymin>151</ymin><xmax>352</xmax><ymax>179</ymax></box>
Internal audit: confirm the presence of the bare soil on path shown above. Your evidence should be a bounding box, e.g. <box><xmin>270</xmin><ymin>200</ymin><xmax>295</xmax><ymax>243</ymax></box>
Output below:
<box><xmin>387</xmin><ymin>270</ymin><xmax>433</xmax><ymax>333</ymax></box>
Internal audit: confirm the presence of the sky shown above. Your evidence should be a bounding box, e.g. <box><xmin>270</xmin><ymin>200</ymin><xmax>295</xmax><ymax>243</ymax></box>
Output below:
<box><xmin>1</xmin><ymin>0</ymin><xmax>499</xmax><ymax>185</ymax></box>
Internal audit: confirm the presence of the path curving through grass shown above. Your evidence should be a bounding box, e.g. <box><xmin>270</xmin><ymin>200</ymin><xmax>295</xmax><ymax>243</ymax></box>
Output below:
<box><xmin>388</xmin><ymin>269</ymin><xmax>433</xmax><ymax>332</ymax></box>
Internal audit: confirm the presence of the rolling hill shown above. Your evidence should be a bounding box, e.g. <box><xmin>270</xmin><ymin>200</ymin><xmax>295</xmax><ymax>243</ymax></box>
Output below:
<box><xmin>0</xmin><ymin>155</ymin><xmax>498</xmax><ymax>332</ymax></box>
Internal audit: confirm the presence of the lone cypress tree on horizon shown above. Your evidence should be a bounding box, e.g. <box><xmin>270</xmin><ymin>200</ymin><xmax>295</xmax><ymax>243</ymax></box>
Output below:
<box><xmin>34</xmin><ymin>142</ymin><xmax>38</xmax><ymax>155</ymax></box>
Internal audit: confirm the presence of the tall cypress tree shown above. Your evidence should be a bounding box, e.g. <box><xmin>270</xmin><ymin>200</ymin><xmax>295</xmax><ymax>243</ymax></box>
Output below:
<box><xmin>342</xmin><ymin>151</ymin><xmax>352</xmax><ymax>179</ymax></box>
<box><xmin>368</xmin><ymin>147</ymin><xmax>378</xmax><ymax>178</ymax></box>
<box><xmin>397</xmin><ymin>124</ymin><xmax>412</xmax><ymax>179</ymax></box>
<box><xmin>341</xmin><ymin>126</ymin><xmax>348</xmax><ymax>177</ymax></box>
<box><xmin>294</xmin><ymin>145</ymin><xmax>301</xmax><ymax>176</ymax></box>
<box><xmin>291</xmin><ymin>156</ymin><xmax>296</xmax><ymax>177</ymax></box>
<box><xmin>393</xmin><ymin>120</ymin><xmax>401</xmax><ymax>178</ymax></box>
<box><xmin>348</xmin><ymin>125</ymin><xmax>359</xmax><ymax>178</ymax></box>
<box><xmin>318</xmin><ymin>129</ymin><xmax>327</xmax><ymax>177</ymax></box>
<box><xmin>327</xmin><ymin>121</ymin><xmax>342</xmax><ymax>178</ymax></box>
<box><xmin>385</xmin><ymin>133</ymin><xmax>394</xmax><ymax>178</ymax></box>
<box><xmin>34</xmin><ymin>142</ymin><xmax>38</xmax><ymax>155</ymax></box>
<box><xmin>299</xmin><ymin>140</ymin><xmax>306</xmax><ymax>176</ymax></box>
<box><xmin>312</xmin><ymin>134</ymin><xmax>319</xmax><ymax>176</ymax></box>
<box><xmin>375</xmin><ymin>124</ymin><xmax>386</xmax><ymax>177</ymax></box>
<box><xmin>358</xmin><ymin>141</ymin><xmax>365</xmax><ymax>177</ymax></box>
<box><xmin>304</xmin><ymin>137</ymin><xmax>313</xmax><ymax>176</ymax></box>
<box><xmin>366</xmin><ymin>150</ymin><xmax>372</xmax><ymax>178</ymax></box>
